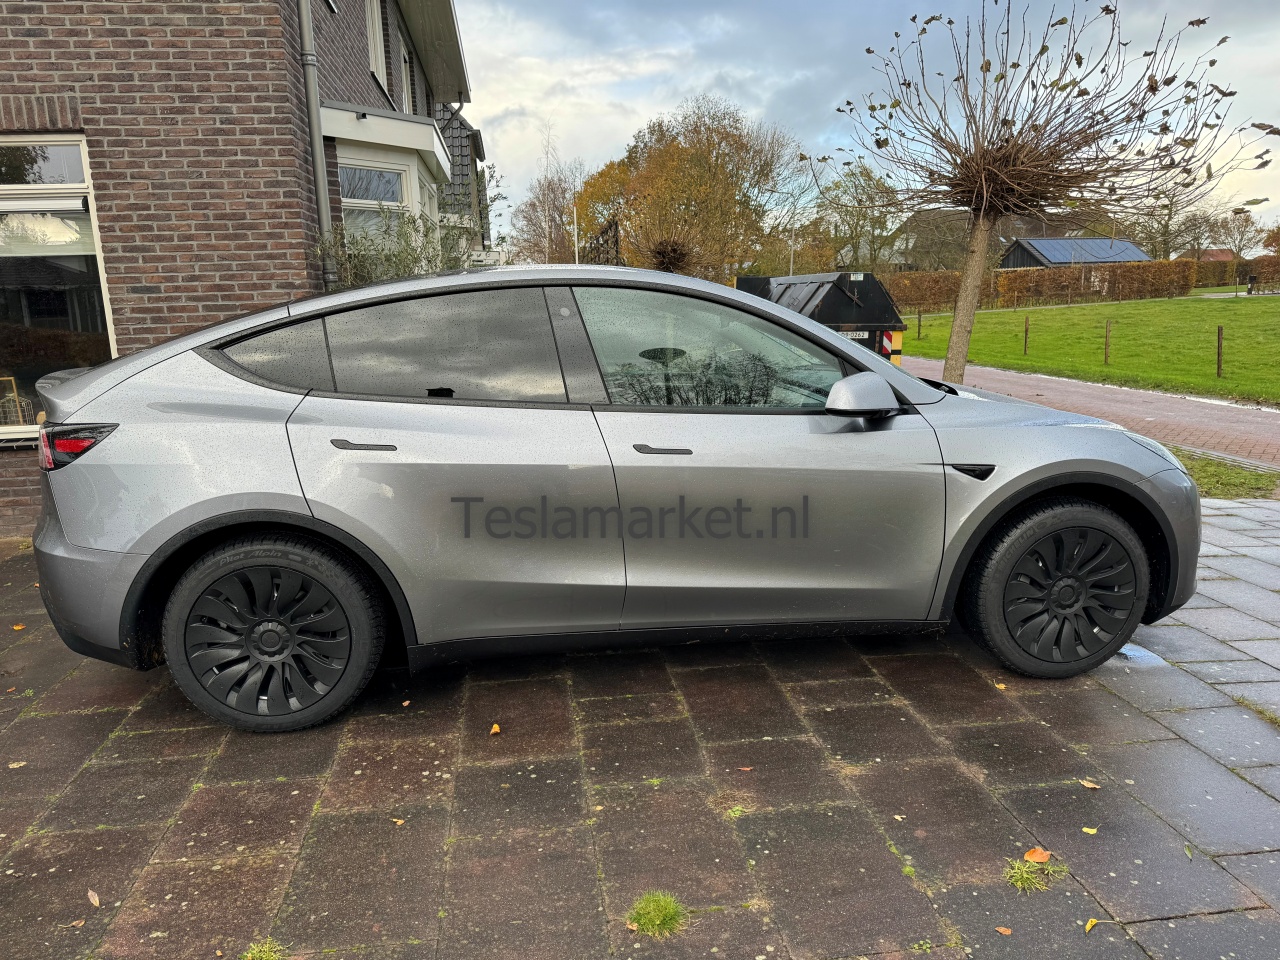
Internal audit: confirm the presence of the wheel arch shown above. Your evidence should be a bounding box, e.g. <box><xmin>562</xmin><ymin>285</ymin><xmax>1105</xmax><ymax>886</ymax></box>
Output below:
<box><xmin>938</xmin><ymin>473</ymin><xmax>1176</xmax><ymax>626</ymax></box>
<box><xmin>120</xmin><ymin>510</ymin><xmax>417</xmax><ymax>670</ymax></box>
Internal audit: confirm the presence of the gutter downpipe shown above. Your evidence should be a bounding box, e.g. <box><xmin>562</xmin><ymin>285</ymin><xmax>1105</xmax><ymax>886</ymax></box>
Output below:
<box><xmin>297</xmin><ymin>0</ymin><xmax>338</xmax><ymax>290</ymax></box>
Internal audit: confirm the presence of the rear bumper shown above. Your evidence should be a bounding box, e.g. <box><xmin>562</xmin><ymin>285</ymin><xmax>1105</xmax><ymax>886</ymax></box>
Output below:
<box><xmin>33</xmin><ymin>476</ymin><xmax>152</xmax><ymax>670</ymax></box>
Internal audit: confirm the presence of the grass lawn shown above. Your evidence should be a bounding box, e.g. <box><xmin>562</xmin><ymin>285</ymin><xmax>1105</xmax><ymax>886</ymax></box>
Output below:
<box><xmin>1190</xmin><ymin>285</ymin><xmax>1250</xmax><ymax>296</ymax></box>
<box><xmin>902</xmin><ymin>296</ymin><xmax>1280</xmax><ymax>404</ymax></box>
<box><xmin>1172</xmin><ymin>448</ymin><xmax>1279</xmax><ymax>500</ymax></box>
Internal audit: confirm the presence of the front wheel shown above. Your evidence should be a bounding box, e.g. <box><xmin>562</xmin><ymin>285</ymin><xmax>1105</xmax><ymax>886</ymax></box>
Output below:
<box><xmin>963</xmin><ymin>498</ymin><xmax>1149</xmax><ymax>678</ymax></box>
<box><xmin>163</xmin><ymin>534</ymin><xmax>384</xmax><ymax>732</ymax></box>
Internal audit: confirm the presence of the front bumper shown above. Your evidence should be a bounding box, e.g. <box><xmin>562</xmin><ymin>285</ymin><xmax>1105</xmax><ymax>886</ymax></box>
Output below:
<box><xmin>1137</xmin><ymin>467</ymin><xmax>1200</xmax><ymax>621</ymax></box>
<box><xmin>34</xmin><ymin>476</ymin><xmax>151</xmax><ymax>669</ymax></box>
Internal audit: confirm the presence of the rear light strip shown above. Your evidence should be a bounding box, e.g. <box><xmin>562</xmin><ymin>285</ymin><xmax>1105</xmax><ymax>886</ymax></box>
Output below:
<box><xmin>38</xmin><ymin>423</ymin><xmax>117</xmax><ymax>471</ymax></box>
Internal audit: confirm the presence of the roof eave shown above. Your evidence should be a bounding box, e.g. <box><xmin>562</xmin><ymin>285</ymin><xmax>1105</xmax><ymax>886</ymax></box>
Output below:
<box><xmin>401</xmin><ymin>0</ymin><xmax>471</xmax><ymax>104</ymax></box>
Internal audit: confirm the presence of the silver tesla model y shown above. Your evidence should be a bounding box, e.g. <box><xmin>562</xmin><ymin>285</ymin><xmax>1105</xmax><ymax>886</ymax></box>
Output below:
<box><xmin>33</xmin><ymin>266</ymin><xmax>1199</xmax><ymax>731</ymax></box>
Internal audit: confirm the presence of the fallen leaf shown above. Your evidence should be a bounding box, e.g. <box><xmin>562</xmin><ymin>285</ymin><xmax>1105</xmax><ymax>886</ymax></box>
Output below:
<box><xmin>996</xmin><ymin>926</ymin><xmax>1012</xmax><ymax>935</ymax></box>
<box><xmin>1185</xmin><ymin>843</ymin><xmax>1193</xmax><ymax>861</ymax></box>
<box><xmin>626</xmin><ymin>922</ymin><xmax>638</xmax><ymax>932</ymax></box>
<box><xmin>216</xmin><ymin>952</ymin><xmax>224</xmax><ymax>958</ymax></box>
<box><xmin>7</xmin><ymin>761</ymin><xmax>26</xmax><ymax>769</ymax></box>
<box><xmin>87</xmin><ymin>889</ymin><xmax>99</xmax><ymax>908</ymax></box>
<box><xmin>1079</xmin><ymin>779</ymin><xmax>1101</xmax><ymax>789</ymax></box>
<box><xmin>1085</xmin><ymin>918</ymin><xmax>1099</xmax><ymax>934</ymax></box>
<box><xmin>4</xmin><ymin>687</ymin><xmax>14</xmax><ymax>693</ymax></box>
<box><xmin>402</xmin><ymin>700</ymin><xmax>411</xmax><ymax>707</ymax></box>
<box><xmin>391</xmin><ymin>818</ymin><xmax>405</xmax><ymax>826</ymax></box>
<box><xmin>490</xmin><ymin>723</ymin><xmax>501</xmax><ymax>736</ymax></box>
<box><xmin>994</xmin><ymin>682</ymin><xmax>1007</xmax><ymax>690</ymax></box>
<box><xmin>1024</xmin><ymin>847</ymin><xmax>1052</xmax><ymax>863</ymax></box>
<box><xmin>1082</xmin><ymin>826</ymin><xmax>1098</xmax><ymax>835</ymax></box>
<box><xmin>11</xmin><ymin>624</ymin><xmax>24</xmax><ymax>631</ymax></box>
<box><xmin>58</xmin><ymin>919</ymin><xmax>85</xmax><ymax>928</ymax></box>
<box><xmin>737</xmin><ymin>767</ymin><xmax>754</xmax><ymax>772</ymax></box>
<box><xmin>593</xmin><ymin>805</ymin><xmax>604</xmax><ymax>812</ymax></box>
<box><xmin>893</xmin><ymin>815</ymin><xmax>907</xmax><ymax>821</ymax></box>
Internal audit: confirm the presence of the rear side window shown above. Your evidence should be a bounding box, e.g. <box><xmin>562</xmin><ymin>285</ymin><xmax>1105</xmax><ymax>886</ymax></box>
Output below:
<box><xmin>223</xmin><ymin>318</ymin><xmax>334</xmax><ymax>391</ymax></box>
<box><xmin>323</xmin><ymin>288</ymin><xmax>567</xmax><ymax>403</ymax></box>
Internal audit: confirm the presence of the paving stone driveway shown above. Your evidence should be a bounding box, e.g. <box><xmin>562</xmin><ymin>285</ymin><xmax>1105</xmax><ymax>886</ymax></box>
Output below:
<box><xmin>3</xmin><ymin>498</ymin><xmax>1280</xmax><ymax>960</ymax></box>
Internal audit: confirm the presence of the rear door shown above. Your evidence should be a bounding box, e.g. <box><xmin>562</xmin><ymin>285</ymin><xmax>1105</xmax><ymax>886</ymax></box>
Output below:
<box><xmin>570</xmin><ymin>285</ymin><xmax>947</xmax><ymax>628</ymax></box>
<box><xmin>277</xmin><ymin>287</ymin><xmax>625</xmax><ymax>645</ymax></box>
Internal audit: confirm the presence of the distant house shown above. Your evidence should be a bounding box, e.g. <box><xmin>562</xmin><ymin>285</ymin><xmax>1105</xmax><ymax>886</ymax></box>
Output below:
<box><xmin>999</xmin><ymin>237</ymin><xmax>1152</xmax><ymax>270</ymax></box>
<box><xmin>435</xmin><ymin>107</ymin><xmax>496</xmax><ymax>259</ymax></box>
<box><xmin>1177</xmin><ymin>248</ymin><xmax>1235</xmax><ymax>262</ymax></box>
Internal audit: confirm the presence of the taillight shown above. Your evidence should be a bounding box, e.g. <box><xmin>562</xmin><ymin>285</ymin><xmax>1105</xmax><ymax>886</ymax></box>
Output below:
<box><xmin>37</xmin><ymin>423</ymin><xmax>117</xmax><ymax>471</ymax></box>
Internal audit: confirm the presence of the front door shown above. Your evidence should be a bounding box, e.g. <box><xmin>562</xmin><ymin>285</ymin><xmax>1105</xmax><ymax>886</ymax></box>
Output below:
<box><xmin>573</xmin><ymin>285</ymin><xmax>946</xmax><ymax>628</ymax></box>
<box><xmin>286</xmin><ymin>287</ymin><xmax>625</xmax><ymax>644</ymax></box>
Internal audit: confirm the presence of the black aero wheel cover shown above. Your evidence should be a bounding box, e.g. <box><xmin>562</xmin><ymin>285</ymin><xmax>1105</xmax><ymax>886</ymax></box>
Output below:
<box><xmin>1002</xmin><ymin>525</ymin><xmax>1138</xmax><ymax>663</ymax></box>
<box><xmin>184</xmin><ymin>565</ymin><xmax>353</xmax><ymax>717</ymax></box>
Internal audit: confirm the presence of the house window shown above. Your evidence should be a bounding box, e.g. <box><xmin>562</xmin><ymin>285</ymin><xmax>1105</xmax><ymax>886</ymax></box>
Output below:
<box><xmin>365</xmin><ymin>0</ymin><xmax>387</xmax><ymax>91</ymax></box>
<box><xmin>338</xmin><ymin>162</ymin><xmax>406</xmax><ymax>235</ymax></box>
<box><xmin>0</xmin><ymin>137</ymin><xmax>114</xmax><ymax>437</ymax></box>
<box><xmin>399</xmin><ymin>30</ymin><xmax>415</xmax><ymax>113</ymax></box>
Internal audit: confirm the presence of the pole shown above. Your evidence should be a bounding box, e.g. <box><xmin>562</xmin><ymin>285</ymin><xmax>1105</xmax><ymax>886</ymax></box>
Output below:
<box><xmin>297</xmin><ymin>0</ymin><xmax>336</xmax><ymax>290</ymax></box>
<box><xmin>1023</xmin><ymin>314</ymin><xmax>1029</xmax><ymax>355</ymax></box>
<box><xmin>1217</xmin><ymin>325</ymin><xmax>1224</xmax><ymax>378</ymax></box>
<box><xmin>916</xmin><ymin>308</ymin><xmax>921</xmax><ymax>340</ymax></box>
<box><xmin>1105</xmin><ymin>319</ymin><xmax>1112</xmax><ymax>365</ymax></box>
<box><xmin>573</xmin><ymin>200</ymin><xmax>579</xmax><ymax>265</ymax></box>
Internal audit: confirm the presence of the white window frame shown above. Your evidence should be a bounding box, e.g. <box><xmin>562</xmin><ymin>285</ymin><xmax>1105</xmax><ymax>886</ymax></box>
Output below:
<box><xmin>335</xmin><ymin>142</ymin><xmax>439</xmax><ymax>228</ymax></box>
<box><xmin>399</xmin><ymin>30</ymin><xmax>414</xmax><ymax>113</ymax></box>
<box><xmin>365</xmin><ymin>0</ymin><xmax>388</xmax><ymax>94</ymax></box>
<box><xmin>0</xmin><ymin>134</ymin><xmax>116</xmax><ymax>440</ymax></box>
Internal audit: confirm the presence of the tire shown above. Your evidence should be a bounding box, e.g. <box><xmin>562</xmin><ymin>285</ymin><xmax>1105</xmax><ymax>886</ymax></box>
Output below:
<box><xmin>962</xmin><ymin>498</ymin><xmax>1149</xmax><ymax>678</ymax></box>
<box><xmin>163</xmin><ymin>534</ymin><xmax>384</xmax><ymax>732</ymax></box>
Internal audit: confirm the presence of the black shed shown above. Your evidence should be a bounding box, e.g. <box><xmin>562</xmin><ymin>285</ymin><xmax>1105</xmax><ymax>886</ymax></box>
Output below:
<box><xmin>735</xmin><ymin>271</ymin><xmax>906</xmax><ymax>364</ymax></box>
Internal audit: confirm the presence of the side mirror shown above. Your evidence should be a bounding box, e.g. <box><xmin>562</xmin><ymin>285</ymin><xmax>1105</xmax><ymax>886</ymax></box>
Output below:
<box><xmin>825</xmin><ymin>372</ymin><xmax>901</xmax><ymax>418</ymax></box>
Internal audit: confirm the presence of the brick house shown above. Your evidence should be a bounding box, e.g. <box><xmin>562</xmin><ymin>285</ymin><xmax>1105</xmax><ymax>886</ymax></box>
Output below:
<box><xmin>0</xmin><ymin>1</ymin><xmax>489</xmax><ymax>536</ymax></box>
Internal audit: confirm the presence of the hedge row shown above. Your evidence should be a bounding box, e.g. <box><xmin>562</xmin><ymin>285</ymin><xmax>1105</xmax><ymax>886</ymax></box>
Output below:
<box><xmin>881</xmin><ymin>256</ymin><xmax>1280</xmax><ymax>312</ymax></box>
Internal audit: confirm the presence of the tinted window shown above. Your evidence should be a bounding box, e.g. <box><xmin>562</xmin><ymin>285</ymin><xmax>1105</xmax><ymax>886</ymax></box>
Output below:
<box><xmin>223</xmin><ymin>318</ymin><xmax>334</xmax><ymax>391</ymax></box>
<box><xmin>325</xmin><ymin>288</ymin><xmax>567</xmax><ymax>403</ymax></box>
<box><xmin>574</xmin><ymin>287</ymin><xmax>844</xmax><ymax>408</ymax></box>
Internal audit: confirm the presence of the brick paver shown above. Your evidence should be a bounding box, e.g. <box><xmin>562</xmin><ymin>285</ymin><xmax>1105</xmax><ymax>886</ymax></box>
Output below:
<box><xmin>3</xmin><ymin>499</ymin><xmax>1280</xmax><ymax>958</ymax></box>
<box><xmin>903</xmin><ymin>356</ymin><xmax>1280</xmax><ymax>469</ymax></box>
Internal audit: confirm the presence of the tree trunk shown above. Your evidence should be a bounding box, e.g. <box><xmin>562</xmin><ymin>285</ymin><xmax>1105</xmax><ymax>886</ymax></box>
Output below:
<box><xmin>942</xmin><ymin>212</ymin><xmax>996</xmax><ymax>384</ymax></box>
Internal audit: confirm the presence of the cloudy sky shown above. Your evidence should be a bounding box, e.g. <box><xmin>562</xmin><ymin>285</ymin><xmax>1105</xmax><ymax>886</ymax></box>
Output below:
<box><xmin>455</xmin><ymin>0</ymin><xmax>1280</xmax><ymax>234</ymax></box>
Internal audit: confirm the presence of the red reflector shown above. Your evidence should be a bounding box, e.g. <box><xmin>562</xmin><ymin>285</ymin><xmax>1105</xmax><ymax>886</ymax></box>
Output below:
<box><xmin>39</xmin><ymin>430</ymin><xmax>55</xmax><ymax>470</ymax></box>
<box><xmin>53</xmin><ymin>437</ymin><xmax>96</xmax><ymax>454</ymax></box>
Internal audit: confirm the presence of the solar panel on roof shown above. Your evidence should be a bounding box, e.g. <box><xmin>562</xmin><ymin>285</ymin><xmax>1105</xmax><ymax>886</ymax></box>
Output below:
<box><xmin>1021</xmin><ymin>237</ymin><xmax>1151</xmax><ymax>265</ymax></box>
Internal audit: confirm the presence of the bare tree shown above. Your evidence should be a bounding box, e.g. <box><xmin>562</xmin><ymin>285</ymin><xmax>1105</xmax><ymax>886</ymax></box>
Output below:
<box><xmin>1121</xmin><ymin>192</ymin><xmax>1229</xmax><ymax>260</ymax></box>
<box><xmin>509</xmin><ymin>124</ymin><xmax>586</xmax><ymax>265</ymax></box>
<box><xmin>840</xmin><ymin>3</ymin><xmax>1274</xmax><ymax>382</ymax></box>
<box><xmin>817</xmin><ymin>160</ymin><xmax>907</xmax><ymax>271</ymax></box>
<box><xmin>1211</xmin><ymin>209</ymin><xmax>1268</xmax><ymax>258</ymax></box>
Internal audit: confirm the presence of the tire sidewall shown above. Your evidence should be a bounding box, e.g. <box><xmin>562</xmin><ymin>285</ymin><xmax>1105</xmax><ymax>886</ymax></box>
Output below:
<box><xmin>978</xmin><ymin>504</ymin><xmax>1149</xmax><ymax>678</ymax></box>
<box><xmin>163</xmin><ymin>539</ymin><xmax>378</xmax><ymax>732</ymax></box>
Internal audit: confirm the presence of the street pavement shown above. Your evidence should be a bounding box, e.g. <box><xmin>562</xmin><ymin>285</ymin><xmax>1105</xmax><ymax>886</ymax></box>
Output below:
<box><xmin>3</xmin><ymin>500</ymin><xmax>1280</xmax><ymax>959</ymax></box>
<box><xmin>902</xmin><ymin>356</ymin><xmax>1280</xmax><ymax>469</ymax></box>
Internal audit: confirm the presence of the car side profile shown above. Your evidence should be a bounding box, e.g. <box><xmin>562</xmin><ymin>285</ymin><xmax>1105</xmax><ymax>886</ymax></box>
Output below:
<box><xmin>33</xmin><ymin>265</ymin><xmax>1199</xmax><ymax>732</ymax></box>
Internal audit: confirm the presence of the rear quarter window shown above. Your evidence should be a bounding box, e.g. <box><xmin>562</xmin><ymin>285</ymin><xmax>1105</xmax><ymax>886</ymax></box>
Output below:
<box><xmin>222</xmin><ymin>318</ymin><xmax>335</xmax><ymax>392</ymax></box>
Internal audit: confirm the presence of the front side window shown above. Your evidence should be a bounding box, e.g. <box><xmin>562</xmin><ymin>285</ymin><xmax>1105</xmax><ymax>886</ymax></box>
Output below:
<box><xmin>0</xmin><ymin>137</ymin><xmax>113</xmax><ymax>436</ymax></box>
<box><xmin>324</xmin><ymin>287</ymin><xmax>567</xmax><ymax>403</ymax></box>
<box><xmin>574</xmin><ymin>287</ymin><xmax>844</xmax><ymax>409</ymax></box>
<box><xmin>338</xmin><ymin>162</ymin><xmax>406</xmax><ymax>236</ymax></box>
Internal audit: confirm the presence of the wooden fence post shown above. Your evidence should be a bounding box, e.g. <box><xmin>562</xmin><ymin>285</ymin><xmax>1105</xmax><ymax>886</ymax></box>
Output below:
<box><xmin>1105</xmin><ymin>319</ymin><xmax>1112</xmax><ymax>365</ymax></box>
<box><xmin>1217</xmin><ymin>325</ymin><xmax>1224</xmax><ymax>378</ymax></box>
<box><xmin>1023</xmin><ymin>315</ymin><xmax>1029</xmax><ymax>355</ymax></box>
<box><xmin>917</xmin><ymin>307</ymin><xmax>922</xmax><ymax>340</ymax></box>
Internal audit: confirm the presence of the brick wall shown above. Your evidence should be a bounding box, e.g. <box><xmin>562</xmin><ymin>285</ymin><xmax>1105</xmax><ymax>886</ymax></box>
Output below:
<box><xmin>0</xmin><ymin>2</ymin><xmax>323</xmax><ymax>356</ymax></box>
<box><xmin>0</xmin><ymin>449</ymin><xmax>39</xmax><ymax>539</ymax></box>
<box><xmin>0</xmin><ymin>2</ymin><xmax>331</xmax><ymax>536</ymax></box>
<box><xmin>312</xmin><ymin>0</ymin><xmax>433</xmax><ymax>118</ymax></box>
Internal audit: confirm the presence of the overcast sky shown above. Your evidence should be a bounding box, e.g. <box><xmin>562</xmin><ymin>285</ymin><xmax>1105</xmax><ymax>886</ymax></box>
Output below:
<box><xmin>455</xmin><ymin>0</ymin><xmax>1280</xmax><ymax>237</ymax></box>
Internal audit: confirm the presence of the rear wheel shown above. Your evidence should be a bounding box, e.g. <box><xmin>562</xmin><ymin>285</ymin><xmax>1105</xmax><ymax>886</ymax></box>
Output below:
<box><xmin>163</xmin><ymin>534</ymin><xmax>384</xmax><ymax>732</ymax></box>
<box><xmin>963</xmin><ymin>498</ymin><xmax>1148</xmax><ymax>678</ymax></box>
